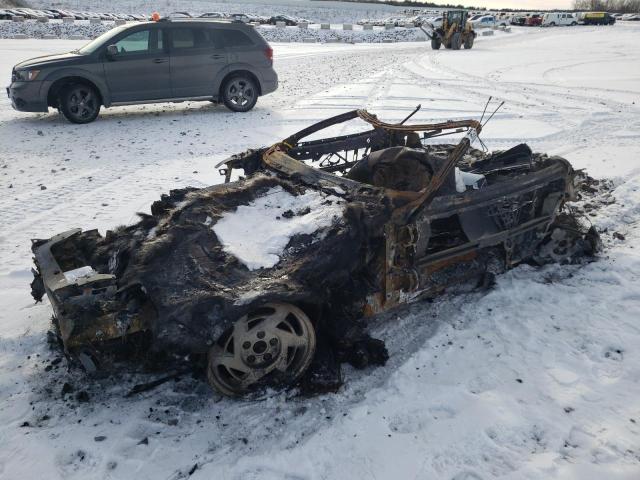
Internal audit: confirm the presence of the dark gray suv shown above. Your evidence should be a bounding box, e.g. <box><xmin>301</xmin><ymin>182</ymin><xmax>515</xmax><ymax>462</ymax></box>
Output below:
<box><xmin>6</xmin><ymin>18</ymin><xmax>278</xmax><ymax>123</ymax></box>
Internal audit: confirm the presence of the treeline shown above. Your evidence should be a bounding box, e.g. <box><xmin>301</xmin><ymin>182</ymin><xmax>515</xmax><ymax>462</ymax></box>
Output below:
<box><xmin>312</xmin><ymin>0</ymin><xmax>639</xmax><ymax>12</ymax></box>
<box><xmin>573</xmin><ymin>0</ymin><xmax>640</xmax><ymax>12</ymax></box>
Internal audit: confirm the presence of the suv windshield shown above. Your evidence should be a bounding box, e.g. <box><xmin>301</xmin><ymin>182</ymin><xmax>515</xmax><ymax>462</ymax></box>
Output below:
<box><xmin>77</xmin><ymin>25</ymin><xmax>129</xmax><ymax>54</ymax></box>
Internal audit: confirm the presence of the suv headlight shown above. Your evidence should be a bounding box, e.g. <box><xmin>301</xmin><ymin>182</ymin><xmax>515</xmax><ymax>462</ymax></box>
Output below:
<box><xmin>13</xmin><ymin>69</ymin><xmax>41</xmax><ymax>81</ymax></box>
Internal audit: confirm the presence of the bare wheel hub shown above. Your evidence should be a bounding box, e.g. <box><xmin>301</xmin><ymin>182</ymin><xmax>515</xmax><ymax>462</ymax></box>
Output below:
<box><xmin>207</xmin><ymin>303</ymin><xmax>316</xmax><ymax>396</ymax></box>
<box><xmin>239</xmin><ymin>329</ymin><xmax>281</xmax><ymax>368</ymax></box>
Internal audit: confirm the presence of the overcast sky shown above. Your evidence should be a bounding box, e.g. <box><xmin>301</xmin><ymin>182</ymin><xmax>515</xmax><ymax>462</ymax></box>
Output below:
<box><xmin>433</xmin><ymin>0</ymin><xmax>573</xmax><ymax>8</ymax></box>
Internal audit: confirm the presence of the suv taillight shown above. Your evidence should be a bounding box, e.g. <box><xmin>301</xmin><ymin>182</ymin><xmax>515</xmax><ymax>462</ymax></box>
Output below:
<box><xmin>264</xmin><ymin>47</ymin><xmax>273</xmax><ymax>64</ymax></box>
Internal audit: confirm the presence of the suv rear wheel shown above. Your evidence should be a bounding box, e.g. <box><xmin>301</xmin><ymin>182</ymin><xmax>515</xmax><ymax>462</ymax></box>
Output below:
<box><xmin>59</xmin><ymin>84</ymin><xmax>100</xmax><ymax>124</ymax></box>
<box><xmin>221</xmin><ymin>74</ymin><xmax>258</xmax><ymax>112</ymax></box>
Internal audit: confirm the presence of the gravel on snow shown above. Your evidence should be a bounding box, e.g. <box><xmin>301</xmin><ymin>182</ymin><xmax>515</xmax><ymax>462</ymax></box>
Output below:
<box><xmin>0</xmin><ymin>19</ymin><xmax>428</xmax><ymax>43</ymax></box>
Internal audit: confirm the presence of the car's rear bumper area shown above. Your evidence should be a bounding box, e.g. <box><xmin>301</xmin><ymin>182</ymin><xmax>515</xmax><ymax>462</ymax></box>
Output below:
<box><xmin>260</xmin><ymin>69</ymin><xmax>278</xmax><ymax>96</ymax></box>
<box><xmin>31</xmin><ymin>229</ymin><xmax>150</xmax><ymax>351</ymax></box>
<box><xmin>6</xmin><ymin>81</ymin><xmax>49</xmax><ymax>112</ymax></box>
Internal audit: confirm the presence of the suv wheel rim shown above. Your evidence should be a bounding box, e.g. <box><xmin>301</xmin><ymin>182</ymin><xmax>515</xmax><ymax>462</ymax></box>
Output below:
<box><xmin>207</xmin><ymin>303</ymin><xmax>316</xmax><ymax>396</ymax></box>
<box><xmin>227</xmin><ymin>79</ymin><xmax>255</xmax><ymax>108</ymax></box>
<box><xmin>68</xmin><ymin>87</ymin><xmax>97</xmax><ymax>120</ymax></box>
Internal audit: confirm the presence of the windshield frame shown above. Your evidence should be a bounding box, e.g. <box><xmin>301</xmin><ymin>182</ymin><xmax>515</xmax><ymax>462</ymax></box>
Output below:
<box><xmin>76</xmin><ymin>25</ymin><xmax>131</xmax><ymax>55</ymax></box>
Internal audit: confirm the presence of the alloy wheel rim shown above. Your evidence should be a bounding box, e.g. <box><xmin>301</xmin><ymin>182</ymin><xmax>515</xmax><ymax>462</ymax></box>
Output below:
<box><xmin>227</xmin><ymin>79</ymin><xmax>255</xmax><ymax>107</ymax></box>
<box><xmin>207</xmin><ymin>303</ymin><xmax>316</xmax><ymax>396</ymax></box>
<box><xmin>68</xmin><ymin>88</ymin><xmax>97</xmax><ymax>119</ymax></box>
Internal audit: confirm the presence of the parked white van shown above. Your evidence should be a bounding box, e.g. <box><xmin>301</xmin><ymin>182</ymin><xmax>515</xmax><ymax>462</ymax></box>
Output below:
<box><xmin>542</xmin><ymin>12</ymin><xmax>578</xmax><ymax>26</ymax></box>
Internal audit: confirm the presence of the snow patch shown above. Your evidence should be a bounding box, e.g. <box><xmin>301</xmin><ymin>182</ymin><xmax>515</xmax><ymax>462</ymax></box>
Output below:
<box><xmin>455</xmin><ymin>168</ymin><xmax>487</xmax><ymax>193</ymax></box>
<box><xmin>63</xmin><ymin>266</ymin><xmax>96</xmax><ymax>282</ymax></box>
<box><xmin>234</xmin><ymin>288</ymin><xmax>268</xmax><ymax>306</ymax></box>
<box><xmin>213</xmin><ymin>186</ymin><xmax>344</xmax><ymax>270</ymax></box>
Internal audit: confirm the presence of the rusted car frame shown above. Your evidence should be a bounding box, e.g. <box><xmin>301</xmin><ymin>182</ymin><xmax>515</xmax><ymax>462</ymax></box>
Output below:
<box><xmin>217</xmin><ymin>110</ymin><xmax>574</xmax><ymax>315</ymax></box>
<box><xmin>31</xmin><ymin>108</ymin><xmax>590</xmax><ymax>396</ymax></box>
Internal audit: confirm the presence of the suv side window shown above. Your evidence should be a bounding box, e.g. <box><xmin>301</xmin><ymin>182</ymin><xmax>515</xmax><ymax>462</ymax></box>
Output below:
<box><xmin>172</xmin><ymin>28</ymin><xmax>195</xmax><ymax>49</ymax></box>
<box><xmin>113</xmin><ymin>28</ymin><xmax>162</xmax><ymax>55</ymax></box>
<box><xmin>221</xmin><ymin>29</ymin><xmax>254</xmax><ymax>48</ymax></box>
<box><xmin>172</xmin><ymin>27</ymin><xmax>223</xmax><ymax>49</ymax></box>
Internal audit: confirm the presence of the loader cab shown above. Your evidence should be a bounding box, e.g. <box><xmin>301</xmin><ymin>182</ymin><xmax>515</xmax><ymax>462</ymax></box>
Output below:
<box><xmin>445</xmin><ymin>10</ymin><xmax>468</xmax><ymax>30</ymax></box>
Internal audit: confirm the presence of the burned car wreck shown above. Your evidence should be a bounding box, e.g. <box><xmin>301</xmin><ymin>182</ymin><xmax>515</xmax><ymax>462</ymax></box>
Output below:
<box><xmin>31</xmin><ymin>108</ymin><xmax>599</xmax><ymax>396</ymax></box>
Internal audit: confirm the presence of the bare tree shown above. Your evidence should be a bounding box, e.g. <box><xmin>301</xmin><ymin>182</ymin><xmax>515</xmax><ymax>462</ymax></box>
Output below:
<box><xmin>573</xmin><ymin>0</ymin><xmax>640</xmax><ymax>12</ymax></box>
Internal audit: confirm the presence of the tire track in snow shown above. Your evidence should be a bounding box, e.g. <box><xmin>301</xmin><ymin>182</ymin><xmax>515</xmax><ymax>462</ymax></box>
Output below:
<box><xmin>400</xmin><ymin>44</ymin><xmax>639</xmax><ymax>158</ymax></box>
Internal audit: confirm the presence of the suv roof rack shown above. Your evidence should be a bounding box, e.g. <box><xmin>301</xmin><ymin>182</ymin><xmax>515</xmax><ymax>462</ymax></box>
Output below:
<box><xmin>158</xmin><ymin>16</ymin><xmax>245</xmax><ymax>24</ymax></box>
<box><xmin>167</xmin><ymin>11</ymin><xmax>192</xmax><ymax>18</ymax></box>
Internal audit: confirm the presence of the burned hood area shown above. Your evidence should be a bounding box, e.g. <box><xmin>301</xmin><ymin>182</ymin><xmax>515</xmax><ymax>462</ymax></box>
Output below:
<box><xmin>30</xmin><ymin>109</ymin><xmax>602</xmax><ymax>397</ymax></box>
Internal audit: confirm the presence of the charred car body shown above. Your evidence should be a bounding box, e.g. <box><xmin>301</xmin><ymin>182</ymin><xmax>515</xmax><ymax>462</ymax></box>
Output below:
<box><xmin>31</xmin><ymin>109</ymin><xmax>598</xmax><ymax>396</ymax></box>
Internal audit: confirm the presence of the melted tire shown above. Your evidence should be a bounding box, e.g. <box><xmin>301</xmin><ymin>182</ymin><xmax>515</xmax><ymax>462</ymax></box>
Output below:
<box><xmin>534</xmin><ymin>214</ymin><xmax>601</xmax><ymax>265</ymax></box>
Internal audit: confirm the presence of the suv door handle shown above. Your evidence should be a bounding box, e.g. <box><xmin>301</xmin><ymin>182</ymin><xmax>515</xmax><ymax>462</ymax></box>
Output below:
<box><xmin>210</xmin><ymin>54</ymin><xmax>224</xmax><ymax>60</ymax></box>
<box><xmin>152</xmin><ymin>58</ymin><xmax>167</xmax><ymax>64</ymax></box>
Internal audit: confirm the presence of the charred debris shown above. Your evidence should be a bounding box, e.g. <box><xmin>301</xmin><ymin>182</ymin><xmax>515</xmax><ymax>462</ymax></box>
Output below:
<box><xmin>31</xmin><ymin>105</ymin><xmax>602</xmax><ymax>397</ymax></box>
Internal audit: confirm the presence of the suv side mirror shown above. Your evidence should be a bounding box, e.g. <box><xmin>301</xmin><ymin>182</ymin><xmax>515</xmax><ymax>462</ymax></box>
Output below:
<box><xmin>106</xmin><ymin>44</ymin><xmax>118</xmax><ymax>57</ymax></box>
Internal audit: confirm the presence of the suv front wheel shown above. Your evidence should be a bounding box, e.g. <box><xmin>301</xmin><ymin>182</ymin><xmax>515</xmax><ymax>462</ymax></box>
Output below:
<box><xmin>221</xmin><ymin>74</ymin><xmax>258</xmax><ymax>112</ymax></box>
<box><xmin>59</xmin><ymin>84</ymin><xmax>101</xmax><ymax>124</ymax></box>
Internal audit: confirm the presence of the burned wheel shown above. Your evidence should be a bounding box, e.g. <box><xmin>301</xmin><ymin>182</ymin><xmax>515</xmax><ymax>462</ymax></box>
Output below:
<box><xmin>533</xmin><ymin>214</ymin><xmax>601</xmax><ymax>265</ymax></box>
<box><xmin>207</xmin><ymin>303</ymin><xmax>316</xmax><ymax>396</ymax></box>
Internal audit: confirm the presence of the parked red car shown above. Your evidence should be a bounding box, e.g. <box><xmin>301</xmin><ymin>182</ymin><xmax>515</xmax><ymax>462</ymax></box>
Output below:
<box><xmin>526</xmin><ymin>14</ymin><xmax>543</xmax><ymax>26</ymax></box>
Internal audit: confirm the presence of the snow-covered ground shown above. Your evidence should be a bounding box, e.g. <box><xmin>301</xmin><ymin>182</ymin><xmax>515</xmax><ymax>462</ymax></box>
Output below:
<box><xmin>1</xmin><ymin>23</ymin><xmax>640</xmax><ymax>480</ymax></box>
